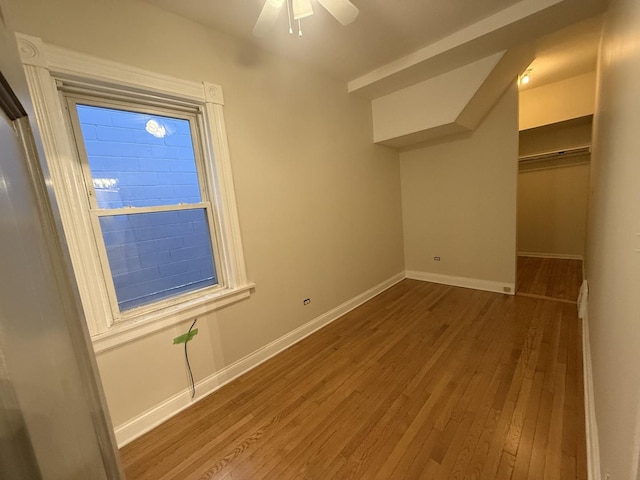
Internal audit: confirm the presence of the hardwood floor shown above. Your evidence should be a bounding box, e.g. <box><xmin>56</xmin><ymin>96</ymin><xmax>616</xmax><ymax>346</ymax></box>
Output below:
<box><xmin>120</xmin><ymin>279</ymin><xmax>586</xmax><ymax>479</ymax></box>
<box><xmin>517</xmin><ymin>256</ymin><xmax>583</xmax><ymax>303</ymax></box>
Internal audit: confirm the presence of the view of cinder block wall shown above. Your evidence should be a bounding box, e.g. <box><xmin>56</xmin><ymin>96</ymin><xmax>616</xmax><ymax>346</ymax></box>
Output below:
<box><xmin>77</xmin><ymin>105</ymin><xmax>217</xmax><ymax>310</ymax></box>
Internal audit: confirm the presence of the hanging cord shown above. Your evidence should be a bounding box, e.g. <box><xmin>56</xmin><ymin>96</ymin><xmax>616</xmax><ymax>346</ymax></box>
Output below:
<box><xmin>298</xmin><ymin>18</ymin><xmax>303</xmax><ymax>37</ymax></box>
<box><xmin>286</xmin><ymin>0</ymin><xmax>293</xmax><ymax>34</ymax></box>
<box><xmin>185</xmin><ymin>318</ymin><xmax>197</xmax><ymax>399</ymax></box>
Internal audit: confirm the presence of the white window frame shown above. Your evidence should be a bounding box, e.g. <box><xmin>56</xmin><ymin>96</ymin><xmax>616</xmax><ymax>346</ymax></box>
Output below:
<box><xmin>64</xmin><ymin>95</ymin><xmax>226</xmax><ymax>320</ymax></box>
<box><xmin>16</xmin><ymin>33</ymin><xmax>254</xmax><ymax>353</ymax></box>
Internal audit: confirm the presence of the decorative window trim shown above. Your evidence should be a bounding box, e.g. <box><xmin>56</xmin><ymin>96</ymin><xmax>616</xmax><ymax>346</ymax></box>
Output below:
<box><xmin>16</xmin><ymin>33</ymin><xmax>253</xmax><ymax>354</ymax></box>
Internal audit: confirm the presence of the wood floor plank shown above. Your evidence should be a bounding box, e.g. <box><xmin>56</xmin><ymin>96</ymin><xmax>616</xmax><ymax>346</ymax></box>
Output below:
<box><xmin>444</xmin><ymin>363</ymin><xmax>506</xmax><ymax>479</ymax></box>
<box><xmin>503</xmin><ymin>300</ymin><xmax>547</xmax><ymax>456</ymax></box>
<box><xmin>120</xmin><ymin>277</ymin><xmax>587</xmax><ymax>480</ymax></box>
<box><xmin>544</xmin><ymin>363</ymin><xmax>567</xmax><ymax>480</ymax></box>
<box><xmin>511</xmin><ymin>371</ymin><xmax>545</xmax><ymax>479</ymax></box>
<box><xmin>495</xmin><ymin>450</ymin><xmax>516</xmax><ymax>480</ymax></box>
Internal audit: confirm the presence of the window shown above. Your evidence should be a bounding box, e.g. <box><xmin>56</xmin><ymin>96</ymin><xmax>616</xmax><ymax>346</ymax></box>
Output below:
<box><xmin>67</xmin><ymin>100</ymin><xmax>221</xmax><ymax>317</ymax></box>
<box><xmin>17</xmin><ymin>33</ymin><xmax>252</xmax><ymax>351</ymax></box>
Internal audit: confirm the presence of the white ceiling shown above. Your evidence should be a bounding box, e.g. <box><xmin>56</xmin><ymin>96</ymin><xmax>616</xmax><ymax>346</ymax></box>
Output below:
<box><xmin>144</xmin><ymin>0</ymin><xmax>607</xmax><ymax>95</ymax></box>
<box><xmin>146</xmin><ymin>0</ymin><xmax>521</xmax><ymax>80</ymax></box>
<box><xmin>520</xmin><ymin>15</ymin><xmax>603</xmax><ymax>90</ymax></box>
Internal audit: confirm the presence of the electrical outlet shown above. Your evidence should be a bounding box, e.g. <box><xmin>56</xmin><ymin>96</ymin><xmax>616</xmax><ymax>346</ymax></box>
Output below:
<box><xmin>503</xmin><ymin>286</ymin><xmax>512</xmax><ymax>293</ymax></box>
<box><xmin>434</xmin><ymin>256</ymin><xmax>441</xmax><ymax>261</ymax></box>
<box><xmin>303</xmin><ymin>298</ymin><xmax>311</xmax><ymax>305</ymax></box>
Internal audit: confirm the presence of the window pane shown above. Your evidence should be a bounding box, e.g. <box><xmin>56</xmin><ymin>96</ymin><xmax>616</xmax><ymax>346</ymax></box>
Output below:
<box><xmin>75</xmin><ymin>104</ymin><xmax>202</xmax><ymax>209</ymax></box>
<box><xmin>100</xmin><ymin>209</ymin><xmax>218</xmax><ymax>311</ymax></box>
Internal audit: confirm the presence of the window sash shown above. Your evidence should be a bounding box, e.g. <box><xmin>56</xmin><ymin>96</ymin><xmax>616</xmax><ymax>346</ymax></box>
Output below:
<box><xmin>63</xmin><ymin>95</ymin><xmax>206</xmax><ymax>209</ymax></box>
<box><xmin>89</xmin><ymin>204</ymin><xmax>223</xmax><ymax>322</ymax></box>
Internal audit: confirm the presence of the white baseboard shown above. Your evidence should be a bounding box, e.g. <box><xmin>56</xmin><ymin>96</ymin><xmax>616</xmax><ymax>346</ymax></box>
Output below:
<box><xmin>518</xmin><ymin>252</ymin><xmax>584</xmax><ymax>260</ymax></box>
<box><xmin>582</xmin><ymin>295</ymin><xmax>601</xmax><ymax>480</ymax></box>
<box><xmin>405</xmin><ymin>270</ymin><xmax>515</xmax><ymax>295</ymax></box>
<box><xmin>578</xmin><ymin>280</ymin><xmax>589</xmax><ymax>320</ymax></box>
<box><xmin>114</xmin><ymin>271</ymin><xmax>406</xmax><ymax>447</ymax></box>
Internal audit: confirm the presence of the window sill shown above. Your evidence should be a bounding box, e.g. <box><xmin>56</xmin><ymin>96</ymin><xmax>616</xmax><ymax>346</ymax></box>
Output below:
<box><xmin>91</xmin><ymin>283</ymin><xmax>255</xmax><ymax>354</ymax></box>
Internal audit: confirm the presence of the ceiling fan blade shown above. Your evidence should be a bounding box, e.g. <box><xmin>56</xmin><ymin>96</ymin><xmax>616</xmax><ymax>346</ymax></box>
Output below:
<box><xmin>317</xmin><ymin>0</ymin><xmax>359</xmax><ymax>25</ymax></box>
<box><xmin>253</xmin><ymin>0</ymin><xmax>285</xmax><ymax>37</ymax></box>
<box><xmin>292</xmin><ymin>0</ymin><xmax>313</xmax><ymax>20</ymax></box>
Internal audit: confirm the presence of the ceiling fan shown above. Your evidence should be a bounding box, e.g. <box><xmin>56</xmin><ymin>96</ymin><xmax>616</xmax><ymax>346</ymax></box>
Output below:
<box><xmin>253</xmin><ymin>0</ymin><xmax>359</xmax><ymax>37</ymax></box>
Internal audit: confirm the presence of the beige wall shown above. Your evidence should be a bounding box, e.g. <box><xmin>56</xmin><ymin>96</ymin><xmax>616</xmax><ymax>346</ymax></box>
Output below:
<box><xmin>517</xmin><ymin>162</ymin><xmax>590</xmax><ymax>257</ymax></box>
<box><xmin>519</xmin><ymin>72</ymin><xmax>596</xmax><ymax>130</ymax></box>
<box><xmin>400</xmin><ymin>84</ymin><xmax>518</xmax><ymax>286</ymax></box>
<box><xmin>7</xmin><ymin>0</ymin><xmax>404</xmax><ymax>429</ymax></box>
<box><xmin>519</xmin><ymin>116</ymin><xmax>593</xmax><ymax>156</ymax></box>
<box><xmin>587</xmin><ymin>0</ymin><xmax>640</xmax><ymax>478</ymax></box>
